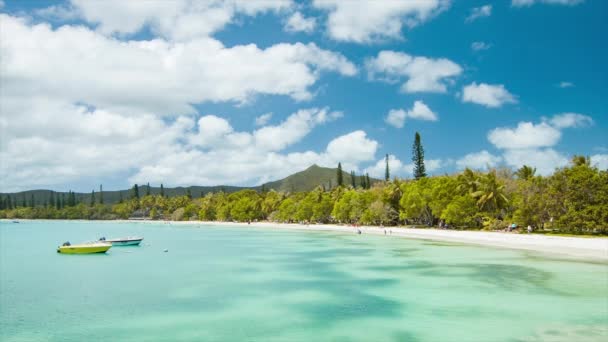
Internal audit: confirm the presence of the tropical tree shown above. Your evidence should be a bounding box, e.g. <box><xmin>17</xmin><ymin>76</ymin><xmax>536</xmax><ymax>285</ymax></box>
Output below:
<box><xmin>385</xmin><ymin>154</ymin><xmax>390</xmax><ymax>181</ymax></box>
<box><xmin>471</xmin><ymin>170</ymin><xmax>509</xmax><ymax>213</ymax></box>
<box><xmin>412</xmin><ymin>132</ymin><xmax>426</xmax><ymax>179</ymax></box>
<box><xmin>515</xmin><ymin>165</ymin><xmax>536</xmax><ymax>180</ymax></box>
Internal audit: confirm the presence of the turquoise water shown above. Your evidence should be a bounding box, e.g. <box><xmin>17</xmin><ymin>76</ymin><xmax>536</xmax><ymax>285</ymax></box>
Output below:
<box><xmin>1</xmin><ymin>221</ymin><xmax>607</xmax><ymax>341</ymax></box>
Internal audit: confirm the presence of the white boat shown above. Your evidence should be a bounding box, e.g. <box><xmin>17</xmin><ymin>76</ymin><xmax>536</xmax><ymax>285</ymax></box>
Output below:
<box><xmin>99</xmin><ymin>236</ymin><xmax>143</xmax><ymax>246</ymax></box>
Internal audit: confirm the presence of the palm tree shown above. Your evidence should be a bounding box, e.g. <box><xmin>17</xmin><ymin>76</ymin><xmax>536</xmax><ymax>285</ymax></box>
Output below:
<box><xmin>471</xmin><ymin>171</ymin><xmax>509</xmax><ymax>212</ymax></box>
<box><xmin>456</xmin><ymin>168</ymin><xmax>480</xmax><ymax>195</ymax></box>
<box><xmin>515</xmin><ymin>165</ymin><xmax>536</xmax><ymax>180</ymax></box>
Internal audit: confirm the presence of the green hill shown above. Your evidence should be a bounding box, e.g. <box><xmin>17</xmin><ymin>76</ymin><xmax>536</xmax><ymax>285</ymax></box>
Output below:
<box><xmin>263</xmin><ymin>164</ymin><xmax>375</xmax><ymax>192</ymax></box>
<box><xmin>1</xmin><ymin>164</ymin><xmax>380</xmax><ymax>206</ymax></box>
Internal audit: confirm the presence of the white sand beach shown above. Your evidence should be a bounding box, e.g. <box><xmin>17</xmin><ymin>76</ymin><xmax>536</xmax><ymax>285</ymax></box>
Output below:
<box><xmin>3</xmin><ymin>219</ymin><xmax>607</xmax><ymax>261</ymax></box>
<box><xmin>157</xmin><ymin>220</ymin><xmax>608</xmax><ymax>261</ymax></box>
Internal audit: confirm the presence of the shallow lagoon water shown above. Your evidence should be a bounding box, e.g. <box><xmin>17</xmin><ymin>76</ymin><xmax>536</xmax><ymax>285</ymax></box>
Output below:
<box><xmin>1</xmin><ymin>221</ymin><xmax>607</xmax><ymax>341</ymax></box>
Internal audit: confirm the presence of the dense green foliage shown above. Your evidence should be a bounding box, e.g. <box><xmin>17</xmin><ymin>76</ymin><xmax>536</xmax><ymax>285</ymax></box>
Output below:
<box><xmin>1</xmin><ymin>157</ymin><xmax>607</xmax><ymax>235</ymax></box>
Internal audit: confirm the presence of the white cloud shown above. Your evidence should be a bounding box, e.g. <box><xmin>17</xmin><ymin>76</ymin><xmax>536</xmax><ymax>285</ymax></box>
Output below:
<box><xmin>312</xmin><ymin>0</ymin><xmax>449</xmax><ymax>43</ymax></box>
<box><xmin>590</xmin><ymin>154</ymin><xmax>608</xmax><ymax>170</ymax></box>
<box><xmin>0</xmin><ymin>100</ymin><xmax>376</xmax><ymax>191</ymax></box>
<box><xmin>255</xmin><ymin>113</ymin><xmax>273</xmax><ymax>126</ymax></box>
<box><xmin>385</xmin><ymin>109</ymin><xmax>407</xmax><ymax>129</ymax></box>
<box><xmin>366</xmin><ymin>51</ymin><xmax>462</xmax><ymax>93</ymax></box>
<box><xmin>0</xmin><ymin>12</ymin><xmax>364</xmax><ymax>191</ymax></box>
<box><xmin>548</xmin><ymin>113</ymin><xmax>593</xmax><ymax>128</ymax></box>
<box><xmin>385</xmin><ymin>101</ymin><xmax>438</xmax><ymax>128</ymax></box>
<box><xmin>466</xmin><ymin>5</ymin><xmax>492</xmax><ymax>23</ymax></box>
<box><xmin>558</xmin><ymin>81</ymin><xmax>574</xmax><ymax>88</ymax></box>
<box><xmin>471</xmin><ymin>41</ymin><xmax>491</xmax><ymax>51</ymax></box>
<box><xmin>68</xmin><ymin>0</ymin><xmax>293</xmax><ymax>40</ymax></box>
<box><xmin>34</xmin><ymin>4</ymin><xmax>81</xmax><ymax>21</ymax></box>
<box><xmin>364</xmin><ymin>155</ymin><xmax>443</xmax><ymax>179</ymax></box>
<box><xmin>483</xmin><ymin>113</ymin><xmax>594</xmax><ymax>176</ymax></box>
<box><xmin>326</xmin><ymin>131</ymin><xmax>378</xmax><ymax>165</ymax></box>
<box><xmin>0</xmin><ymin>14</ymin><xmax>356</xmax><ymax>114</ymax></box>
<box><xmin>456</xmin><ymin>150</ymin><xmax>502</xmax><ymax>170</ymax></box>
<box><xmin>462</xmin><ymin>82</ymin><xmax>517</xmax><ymax>108</ymax></box>
<box><xmin>284</xmin><ymin>12</ymin><xmax>316</xmax><ymax>33</ymax></box>
<box><xmin>488</xmin><ymin>122</ymin><xmax>561</xmax><ymax>149</ymax></box>
<box><xmin>253</xmin><ymin>108</ymin><xmax>342</xmax><ymax>151</ymax></box>
<box><xmin>131</xmin><ymin>129</ymin><xmax>379</xmax><ymax>187</ymax></box>
<box><xmin>502</xmin><ymin>148</ymin><xmax>569</xmax><ymax>175</ymax></box>
<box><xmin>512</xmin><ymin>0</ymin><xmax>583</xmax><ymax>7</ymax></box>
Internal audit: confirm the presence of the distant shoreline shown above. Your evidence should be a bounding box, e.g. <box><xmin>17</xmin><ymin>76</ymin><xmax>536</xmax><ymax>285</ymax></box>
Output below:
<box><xmin>4</xmin><ymin>219</ymin><xmax>607</xmax><ymax>261</ymax></box>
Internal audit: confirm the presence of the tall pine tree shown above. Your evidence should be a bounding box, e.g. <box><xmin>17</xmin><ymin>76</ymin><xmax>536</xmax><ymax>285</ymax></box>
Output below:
<box><xmin>99</xmin><ymin>184</ymin><xmax>104</xmax><ymax>204</ymax></box>
<box><xmin>132</xmin><ymin>184</ymin><xmax>140</xmax><ymax>199</ymax></box>
<box><xmin>337</xmin><ymin>162</ymin><xmax>343</xmax><ymax>186</ymax></box>
<box><xmin>90</xmin><ymin>190</ymin><xmax>96</xmax><ymax>206</ymax></box>
<box><xmin>350</xmin><ymin>171</ymin><xmax>356</xmax><ymax>187</ymax></box>
<box><xmin>412</xmin><ymin>132</ymin><xmax>426</xmax><ymax>179</ymax></box>
<box><xmin>160</xmin><ymin>183</ymin><xmax>165</xmax><ymax>197</ymax></box>
<box><xmin>366</xmin><ymin>173</ymin><xmax>371</xmax><ymax>189</ymax></box>
<box><xmin>146</xmin><ymin>182</ymin><xmax>151</xmax><ymax>196</ymax></box>
<box><xmin>385</xmin><ymin>154</ymin><xmax>390</xmax><ymax>181</ymax></box>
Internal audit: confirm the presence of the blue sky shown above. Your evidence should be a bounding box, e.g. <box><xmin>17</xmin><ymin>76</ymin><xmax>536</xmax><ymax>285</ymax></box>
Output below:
<box><xmin>0</xmin><ymin>0</ymin><xmax>606</xmax><ymax>192</ymax></box>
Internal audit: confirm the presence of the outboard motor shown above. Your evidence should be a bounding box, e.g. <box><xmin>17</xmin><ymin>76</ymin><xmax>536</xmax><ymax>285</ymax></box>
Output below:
<box><xmin>99</xmin><ymin>237</ymin><xmax>106</xmax><ymax>241</ymax></box>
<box><xmin>62</xmin><ymin>241</ymin><xmax>71</xmax><ymax>246</ymax></box>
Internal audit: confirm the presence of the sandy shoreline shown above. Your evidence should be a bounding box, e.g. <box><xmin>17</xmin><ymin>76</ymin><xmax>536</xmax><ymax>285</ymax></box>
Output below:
<box><xmin>4</xmin><ymin>219</ymin><xmax>608</xmax><ymax>261</ymax></box>
<box><xmin>186</xmin><ymin>221</ymin><xmax>608</xmax><ymax>261</ymax></box>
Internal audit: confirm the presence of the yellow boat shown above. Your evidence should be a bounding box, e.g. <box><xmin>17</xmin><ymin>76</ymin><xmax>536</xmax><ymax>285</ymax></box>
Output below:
<box><xmin>57</xmin><ymin>242</ymin><xmax>112</xmax><ymax>254</ymax></box>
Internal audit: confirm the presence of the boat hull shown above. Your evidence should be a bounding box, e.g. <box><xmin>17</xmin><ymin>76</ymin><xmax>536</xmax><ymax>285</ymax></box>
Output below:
<box><xmin>108</xmin><ymin>239</ymin><xmax>142</xmax><ymax>246</ymax></box>
<box><xmin>57</xmin><ymin>243</ymin><xmax>112</xmax><ymax>254</ymax></box>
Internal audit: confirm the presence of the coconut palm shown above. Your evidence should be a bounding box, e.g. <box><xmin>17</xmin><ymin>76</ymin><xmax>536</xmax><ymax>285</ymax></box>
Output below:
<box><xmin>456</xmin><ymin>168</ymin><xmax>480</xmax><ymax>195</ymax></box>
<box><xmin>471</xmin><ymin>171</ymin><xmax>509</xmax><ymax>212</ymax></box>
<box><xmin>515</xmin><ymin>165</ymin><xmax>536</xmax><ymax>180</ymax></box>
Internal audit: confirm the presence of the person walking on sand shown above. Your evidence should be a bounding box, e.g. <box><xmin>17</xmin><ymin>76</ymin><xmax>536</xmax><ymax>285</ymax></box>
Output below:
<box><xmin>527</xmin><ymin>225</ymin><xmax>532</xmax><ymax>234</ymax></box>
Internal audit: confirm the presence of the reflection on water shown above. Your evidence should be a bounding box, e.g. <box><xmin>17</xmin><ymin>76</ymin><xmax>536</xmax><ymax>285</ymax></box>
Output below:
<box><xmin>1</xmin><ymin>220</ymin><xmax>607</xmax><ymax>341</ymax></box>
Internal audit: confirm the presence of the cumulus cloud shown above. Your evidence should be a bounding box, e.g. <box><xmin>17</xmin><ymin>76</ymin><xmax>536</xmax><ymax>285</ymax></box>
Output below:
<box><xmin>466</xmin><ymin>5</ymin><xmax>492</xmax><ymax>23</ymax></box>
<box><xmin>284</xmin><ymin>12</ymin><xmax>316</xmax><ymax>33</ymax></box>
<box><xmin>312</xmin><ymin>0</ymin><xmax>449</xmax><ymax>43</ymax></box>
<box><xmin>364</xmin><ymin>155</ymin><xmax>443</xmax><ymax>179</ymax></box>
<box><xmin>132</xmin><ymin>128</ymin><xmax>378</xmax><ymax>187</ymax></box>
<box><xmin>471</xmin><ymin>41</ymin><xmax>491</xmax><ymax>51</ymax></box>
<box><xmin>68</xmin><ymin>0</ymin><xmax>293</xmax><ymax>40</ymax></box>
<box><xmin>488</xmin><ymin>122</ymin><xmax>561</xmax><ymax>149</ymax></box>
<box><xmin>366</xmin><ymin>51</ymin><xmax>462</xmax><ymax>93</ymax></box>
<box><xmin>462</xmin><ymin>82</ymin><xmax>517</xmax><ymax>108</ymax></box>
<box><xmin>484</xmin><ymin>113</ymin><xmax>594</xmax><ymax>175</ymax></box>
<box><xmin>0</xmin><ymin>14</ymin><xmax>356</xmax><ymax>115</ymax></box>
<box><xmin>0</xmin><ymin>11</ymin><xmax>365</xmax><ymax>191</ymax></box>
<box><xmin>548</xmin><ymin>113</ymin><xmax>593</xmax><ymax>128</ymax></box>
<box><xmin>590</xmin><ymin>154</ymin><xmax>608</xmax><ymax>170</ymax></box>
<box><xmin>34</xmin><ymin>4</ymin><xmax>81</xmax><ymax>21</ymax></box>
<box><xmin>385</xmin><ymin>101</ymin><xmax>438</xmax><ymax>128</ymax></box>
<box><xmin>0</xmin><ymin>100</ymin><xmax>376</xmax><ymax>191</ymax></box>
<box><xmin>502</xmin><ymin>148</ymin><xmax>569</xmax><ymax>175</ymax></box>
<box><xmin>255</xmin><ymin>113</ymin><xmax>273</xmax><ymax>126</ymax></box>
<box><xmin>253</xmin><ymin>108</ymin><xmax>343</xmax><ymax>151</ymax></box>
<box><xmin>512</xmin><ymin>0</ymin><xmax>583</xmax><ymax>7</ymax></box>
<box><xmin>456</xmin><ymin>150</ymin><xmax>502</xmax><ymax>170</ymax></box>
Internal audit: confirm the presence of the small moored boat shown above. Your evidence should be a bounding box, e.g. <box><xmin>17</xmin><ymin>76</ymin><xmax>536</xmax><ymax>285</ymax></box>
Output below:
<box><xmin>57</xmin><ymin>241</ymin><xmax>112</xmax><ymax>254</ymax></box>
<box><xmin>99</xmin><ymin>236</ymin><xmax>144</xmax><ymax>246</ymax></box>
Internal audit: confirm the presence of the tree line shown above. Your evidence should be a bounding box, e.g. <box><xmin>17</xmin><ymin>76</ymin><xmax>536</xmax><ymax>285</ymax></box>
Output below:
<box><xmin>1</xmin><ymin>133</ymin><xmax>606</xmax><ymax>235</ymax></box>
